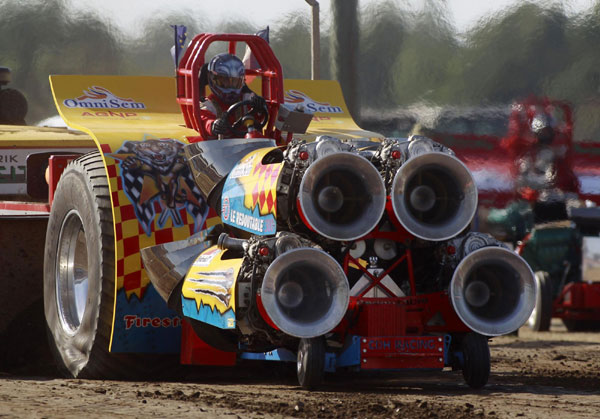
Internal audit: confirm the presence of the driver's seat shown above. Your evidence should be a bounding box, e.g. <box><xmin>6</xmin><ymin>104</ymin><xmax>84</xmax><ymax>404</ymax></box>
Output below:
<box><xmin>198</xmin><ymin>63</ymin><xmax>209</xmax><ymax>102</ymax></box>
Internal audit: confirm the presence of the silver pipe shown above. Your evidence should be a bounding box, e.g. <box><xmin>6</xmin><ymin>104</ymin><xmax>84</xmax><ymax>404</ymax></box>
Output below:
<box><xmin>305</xmin><ymin>0</ymin><xmax>320</xmax><ymax>80</ymax></box>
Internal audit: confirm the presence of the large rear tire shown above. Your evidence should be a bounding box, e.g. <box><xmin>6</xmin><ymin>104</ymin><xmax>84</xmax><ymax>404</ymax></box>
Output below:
<box><xmin>527</xmin><ymin>271</ymin><xmax>553</xmax><ymax>332</ymax></box>
<box><xmin>44</xmin><ymin>152</ymin><xmax>172</xmax><ymax>378</ymax></box>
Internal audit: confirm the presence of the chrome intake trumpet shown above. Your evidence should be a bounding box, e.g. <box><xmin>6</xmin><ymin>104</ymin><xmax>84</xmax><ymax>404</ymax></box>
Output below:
<box><xmin>390</xmin><ymin>151</ymin><xmax>478</xmax><ymax>241</ymax></box>
<box><xmin>261</xmin><ymin>247</ymin><xmax>349</xmax><ymax>338</ymax></box>
<box><xmin>449</xmin><ymin>245</ymin><xmax>536</xmax><ymax>336</ymax></box>
<box><xmin>298</xmin><ymin>151</ymin><xmax>386</xmax><ymax>241</ymax></box>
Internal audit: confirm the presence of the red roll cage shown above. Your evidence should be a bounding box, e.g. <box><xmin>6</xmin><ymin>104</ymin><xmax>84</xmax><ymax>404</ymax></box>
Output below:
<box><xmin>176</xmin><ymin>33</ymin><xmax>284</xmax><ymax>142</ymax></box>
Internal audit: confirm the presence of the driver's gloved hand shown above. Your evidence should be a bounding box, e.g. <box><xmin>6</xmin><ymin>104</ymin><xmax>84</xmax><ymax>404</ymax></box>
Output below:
<box><xmin>211</xmin><ymin>117</ymin><xmax>229</xmax><ymax>136</ymax></box>
<box><xmin>250</xmin><ymin>94</ymin><xmax>267</xmax><ymax>111</ymax></box>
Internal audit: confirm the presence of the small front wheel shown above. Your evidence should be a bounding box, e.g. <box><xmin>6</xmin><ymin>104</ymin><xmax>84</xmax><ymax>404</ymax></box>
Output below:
<box><xmin>297</xmin><ymin>337</ymin><xmax>325</xmax><ymax>389</ymax></box>
<box><xmin>461</xmin><ymin>333</ymin><xmax>490</xmax><ymax>389</ymax></box>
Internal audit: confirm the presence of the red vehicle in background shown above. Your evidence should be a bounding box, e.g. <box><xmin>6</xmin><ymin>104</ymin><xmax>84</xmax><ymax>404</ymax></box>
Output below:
<box><xmin>425</xmin><ymin>97</ymin><xmax>600</xmax><ymax>332</ymax></box>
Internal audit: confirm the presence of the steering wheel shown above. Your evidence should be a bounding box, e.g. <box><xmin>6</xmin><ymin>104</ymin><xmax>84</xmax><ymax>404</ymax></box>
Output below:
<box><xmin>222</xmin><ymin>99</ymin><xmax>269</xmax><ymax>138</ymax></box>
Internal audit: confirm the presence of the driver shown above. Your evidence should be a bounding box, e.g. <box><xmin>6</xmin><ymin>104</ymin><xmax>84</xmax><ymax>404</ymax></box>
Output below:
<box><xmin>500</xmin><ymin>110</ymin><xmax>580</xmax><ymax>223</ymax></box>
<box><xmin>506</xmin><ymin>112</ymin><xmax>579</xmax><ymax>199</ymax></box>
<box><xmin>200</xmin><ymin>53</ymin><xmax>267</xmax><ymax>139</ymax></box>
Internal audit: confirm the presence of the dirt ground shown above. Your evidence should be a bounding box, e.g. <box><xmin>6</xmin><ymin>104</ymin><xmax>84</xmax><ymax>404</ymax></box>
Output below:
<box><xmin>1</xmin><ymin>319</ymin><xmax>599</xmax><ymax>419</ymax></box>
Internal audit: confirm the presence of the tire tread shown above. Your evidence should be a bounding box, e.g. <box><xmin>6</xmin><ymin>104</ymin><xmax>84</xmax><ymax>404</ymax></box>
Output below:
<box><xmin>461</xmin><ymin>333</ymin><xmax>490</xmax><ymax>389</ymax></box>
<box><xmin>45</xmin><ymin>151</ymin><xmax>177</xmax><ymax>379</ymax></box>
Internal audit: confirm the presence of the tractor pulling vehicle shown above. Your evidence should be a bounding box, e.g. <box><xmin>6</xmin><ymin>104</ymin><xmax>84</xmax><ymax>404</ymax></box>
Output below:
<box><xmin>435</xmin><ymin>97</ymin><xmax>600</xmax><ymax>332</ymax></box>
<box><xmin>1</xmin><ymin>33</ymin><xmax>536</xmax><ymax>388</ymax></box>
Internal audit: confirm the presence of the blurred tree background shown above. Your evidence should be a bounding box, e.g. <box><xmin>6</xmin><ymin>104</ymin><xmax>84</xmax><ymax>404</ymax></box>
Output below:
<box><xmin>2</xmin><ymin>0</ymin><xmax>600</xmax><ymax>140</ymax></box>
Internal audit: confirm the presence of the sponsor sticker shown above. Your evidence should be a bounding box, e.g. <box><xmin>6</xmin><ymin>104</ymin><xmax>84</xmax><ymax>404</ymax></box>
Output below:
<box><xmin>221</xmin><ymin>197</ymin><xmax>230</xmax><ymax>221</ymax></box>
<box><xmin>63</xmin><ymin>86</ymin><xmax>146</xmax><ymax>110</ymax></box>
<box><xmin>81</xmin><ymin>111</ymin><xmax>139</xmax><ymax>118</ymax></box>
<box><xmin>0</xmin><ymin>153</ymin><xmax>23</xmax><ymax>185</ymax></box>
<box><xmin>229</xmin><ymin>155</ymin><xmax>255</xmax><ymax>179</ymax></box>
<box><xmin>123</xmin><ymin>315</ymin><xmax>181</xmax><ymax>329</ymax></box>
<box><xmin>284</xmin><ymin>89</ymin><xmax>343</xmax><ymax>114</ymax></box>
<box><xmin>229</xmin><ymin>209</ymin><xmax>265</xmax><ymax>233</ymax></box>
<box><xmin>0</xmin><ymin>148</ymin><xmax>91</xmax><ymax>193</ymax></box>
<box><xmin>193</xmin><ymin>247</ymin><xmax>220</xmax><ymax>267</ymax></box>
<box><xmin>365</xmin><ymin>337</ymin><xmax>440</xmax><ymax>353</ymax></box>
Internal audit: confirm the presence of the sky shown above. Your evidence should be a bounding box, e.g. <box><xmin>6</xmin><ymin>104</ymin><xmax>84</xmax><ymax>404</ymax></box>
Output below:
<box><xmin>69</xmin><ymin>0</ymin><xmax>597</xmax><ymax>37</ymax></box>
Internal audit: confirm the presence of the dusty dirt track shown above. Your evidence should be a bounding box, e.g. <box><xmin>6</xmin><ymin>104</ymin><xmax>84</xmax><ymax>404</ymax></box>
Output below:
<box><xmin>1</xmin><ymin>320</ymin><xmax>599</xmax><ymax>418</ymax></box>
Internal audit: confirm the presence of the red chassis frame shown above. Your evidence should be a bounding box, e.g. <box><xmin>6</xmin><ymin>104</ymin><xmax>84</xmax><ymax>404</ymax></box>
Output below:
<box><xmin>180</xmin><ymin>223</ymin><xmax>472</xmax><ymax>368</ymax></box>
<box><xmin>336</xmin><ymin>225</ymin><xmax>471</xmax><ymax>369</ymax></box>
<box><xmin>176</xmin><ymin>33</ymin><xmax>285</xmax><ymax>143</ymax></box>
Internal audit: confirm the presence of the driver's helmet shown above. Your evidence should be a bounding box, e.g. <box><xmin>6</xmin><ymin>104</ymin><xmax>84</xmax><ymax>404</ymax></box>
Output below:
<box><xmin>207</xmin><ymin>53</ymin><xmax>246</xmax><ymax>105</ymax></box>
<box><xmin>530</xmin><ymin>112</ymin><xmax>555</xmax><ymax>145</ymax></box>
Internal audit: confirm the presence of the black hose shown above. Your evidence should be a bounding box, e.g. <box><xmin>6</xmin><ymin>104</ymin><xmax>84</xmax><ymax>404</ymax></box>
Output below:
<box><xmin>217</xmin><ymin>232</ymin><xmax>247</xmax><ymax>251</ymax></box>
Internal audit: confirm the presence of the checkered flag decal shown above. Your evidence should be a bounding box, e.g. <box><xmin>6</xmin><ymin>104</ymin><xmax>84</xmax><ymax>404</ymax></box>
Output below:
<box><xmin>117</xmin><ymin>140</ymin><xmax>209</xmax><ymax>236</ymax></box>
<box><xmin>120</xmin><ymin>167</ymin><xmax>152</xmax><ymax>233</ymax></box>
<box><xmin>182</xmin><ymin>168</ymin><xmax>209</xmax><ymax>233</ymax></box>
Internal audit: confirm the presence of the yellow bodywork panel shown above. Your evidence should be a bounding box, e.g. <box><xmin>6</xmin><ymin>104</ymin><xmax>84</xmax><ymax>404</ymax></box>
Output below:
<box><xmin>50</xmin><ymin>75</ymin><xmax>206</xmax><ymax>352</ymax></box>
<box><xmin>181</xmin><ymin>246</ymin><xmax>243</xmax><ymax>329</ymax></box>
<box><xmin>0</xmin><ymin>125</ymin><xmax>94</xmax><ymax>196</ymax></box>
<box><xmin>280</xmin><ymin>79</ymin><xmax>382</xmax><ymax>140</ymax></box>
<box><xmin>0</xmin><ymin>124</ymin><xmax>92</xmax><ymax>146</ymax></box>
<box><xmin>240</xmin><ymin>148</ymin><xmax>282</xmax><ymax>217</ymax></box>
<box><xmin>50</xmin><ymin>76</ymin><xmax>192</xmax><ymax>135</ymax></box>
<box><xmin>247</xmin><ymin>78</ymin><xmax>382</xmax><ymax>141</ymax></box>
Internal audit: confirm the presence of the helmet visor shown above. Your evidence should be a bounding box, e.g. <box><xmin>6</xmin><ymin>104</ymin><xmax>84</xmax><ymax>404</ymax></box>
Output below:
<box><xmin>211</xmin><ymin>73</ymin><xmax>244</xmax><ymax>89</ymax></box>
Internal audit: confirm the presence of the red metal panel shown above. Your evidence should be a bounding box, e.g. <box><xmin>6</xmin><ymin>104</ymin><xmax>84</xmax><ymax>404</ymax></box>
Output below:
<box><xmin>255</xmin><ymin>294</ymin><xmax>279</xmax><ymax>330</ymax></box>
<box><xmin>0</xmin><ymin>201</ymin><xmax>50</xmax><ymax>213</ymax></box>
<box><xmin>353</xmin><ymin>300</ymin><xmax>424</xmax><ymax>337</ymax></box>
<box><xmin>583</xmin><ymin>283</ymin><xmax>600</xmax><ymax>307</ymax></box>
<box><xmin>559</xmin><ymin>282</ymin><xmax>600</xmax><ymax>309</ymax></box>
<box><xmin>48</xmin><ymin>155</ymin><xmax>79</xmax><ymax>208</ymax></box>
<box><xmin>179</xmin><ymin>320</ymin><xmax>236</xmax><ymax>366</ymax></box>
<box><xmin>421</xmin><ymin>291</ymin><xmax>472</xmax><ymax>333</ymax></box>
<box><xmin>555</xmin><ymin>282</ymin><xmax>600</xmax><ymax>321</ymax></box>
<box><xmin>359</xmin><ymin>336</ymin><xmax>445</xmax><ymax>369</ymax></box>
<box><xmin>342</xmin><ymin>292</ymin><xmax>470</xmax><ymax>338</ymax></box>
